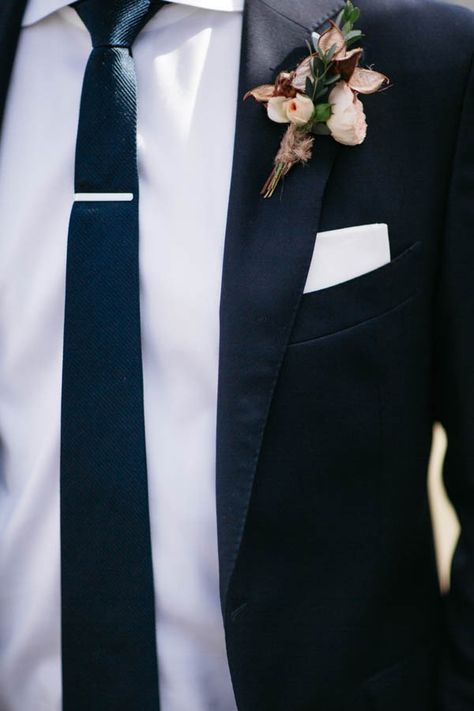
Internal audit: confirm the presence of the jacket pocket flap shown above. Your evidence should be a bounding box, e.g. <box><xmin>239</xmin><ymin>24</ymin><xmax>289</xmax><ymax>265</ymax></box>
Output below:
<box><xmin>289</xmin><ymin>240</ymin><xmax>422</xmax><ymax>345</ymax></box>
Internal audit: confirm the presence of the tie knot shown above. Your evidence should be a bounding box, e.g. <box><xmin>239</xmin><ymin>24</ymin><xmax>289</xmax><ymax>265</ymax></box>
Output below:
<box><xmin>72</xmin><ymin>0</ymin><xmax>165</xmax><ymax>48</ymax></box>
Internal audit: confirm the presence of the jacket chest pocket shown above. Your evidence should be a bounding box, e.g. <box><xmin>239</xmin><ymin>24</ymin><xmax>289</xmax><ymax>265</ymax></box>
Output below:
<box><xmin>289</xmin><ymin>240</ymin><xmax>422</xmax><ymax>346</ymax></box>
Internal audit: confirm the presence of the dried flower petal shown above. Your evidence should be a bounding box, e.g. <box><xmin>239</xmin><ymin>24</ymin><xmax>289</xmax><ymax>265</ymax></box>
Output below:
<box><xmin>332</xmin><ymin>47</ymin><xmax>363</xmax><ymax>81</ymax></box>
<box><xmin>243</xmin><ymin>84</ymin><xmax>275</xmax><ymax>103</ymax></box>
<box><xmin>291</xmin><ymin>54</ymin><xmax>316</xmax><ymax>92</ymax></box>
<box><xmin>274</xmin><ymin>71</ymin><xmax>298</xmax><ymax>98</ymax></box>
<box><xmin>318</xmin><ymin>22</ymin><xmax>346</xmax><ymax>58</ymax></box>
<box><xmin>348</xmin><ymin>68</ymin><xmax>389</xmax><ymax>94</ymax></box>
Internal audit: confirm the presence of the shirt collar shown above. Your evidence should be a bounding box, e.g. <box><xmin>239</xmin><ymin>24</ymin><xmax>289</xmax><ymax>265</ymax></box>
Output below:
<box><xmin>22</xmin><ymin>0</ymin><xmax>244</xmax><ymax>27</ymax></box>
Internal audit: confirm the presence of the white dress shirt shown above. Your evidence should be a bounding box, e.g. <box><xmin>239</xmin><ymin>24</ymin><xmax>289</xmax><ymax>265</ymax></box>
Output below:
<box><xmin>0</xmin><ymin>1</ymin><xmax>243</xmax><ymax>709</ymax></box>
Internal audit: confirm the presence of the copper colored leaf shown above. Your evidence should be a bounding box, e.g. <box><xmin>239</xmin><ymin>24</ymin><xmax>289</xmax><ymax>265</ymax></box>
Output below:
<box><xmin>243</xmin><ymin>84</ymin><xmax>275</xmax><ymax>102</ymax></box>
<box><xmin>349</xmin><ymin>67</ymin><xmax>389</xmax><ymax>94</ymax></box>
<box><xmin>274</xmin><ymin>71</ymin><xmax>297</xmax><ymax>98</ymax></box>
<box><xmin>318</xmin><ymin>21</ymin><xmax>346</xmax><ymax>58</ymax></box>
<box><xmin>332</xmin><ymin>47</ymin><xmax>363</xmax><ymax>81</ymax></box>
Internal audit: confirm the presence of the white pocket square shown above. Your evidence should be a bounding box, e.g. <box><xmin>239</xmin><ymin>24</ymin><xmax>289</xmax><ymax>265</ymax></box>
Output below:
<box><xmin>304</xmin><ymin>223</ymin><xmax>391</xmax><ymax>293</ymax></box>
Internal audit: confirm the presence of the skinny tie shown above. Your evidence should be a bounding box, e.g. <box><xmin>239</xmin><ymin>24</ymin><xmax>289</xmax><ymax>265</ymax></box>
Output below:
<box><xmin>61</xmin><ymin>1</ymin><xmax>165</xmax><ymax>708</ymax></box>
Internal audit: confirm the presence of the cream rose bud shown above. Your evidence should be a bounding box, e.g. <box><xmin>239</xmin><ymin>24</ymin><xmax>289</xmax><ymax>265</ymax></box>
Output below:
<box><xmin>326</xmin><ymin>81</ymin><xmax>367</xmax><ymax>146</ymax></box>
<box><xmin>267</xmin><ymin>94</ymin><xmax>314</xmax><ymax>126</ymax></box>
<box><xmin>285</xmin><ymin>94</ymin><xmax>314</xmax><ymax>126</ymax></box>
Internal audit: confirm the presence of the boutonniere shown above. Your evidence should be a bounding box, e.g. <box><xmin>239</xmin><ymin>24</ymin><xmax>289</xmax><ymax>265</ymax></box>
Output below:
<box><xmin>244</xmin><ymin>1</ymin><xmax>390</xmax><ymax>198</ymax></box>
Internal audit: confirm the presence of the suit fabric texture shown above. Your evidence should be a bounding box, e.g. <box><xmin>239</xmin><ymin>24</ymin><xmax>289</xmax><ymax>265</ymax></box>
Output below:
<box><xmin>0</xmin><ymin>0</ymin><xmax>473</xmax><ymax>709</ymax></box>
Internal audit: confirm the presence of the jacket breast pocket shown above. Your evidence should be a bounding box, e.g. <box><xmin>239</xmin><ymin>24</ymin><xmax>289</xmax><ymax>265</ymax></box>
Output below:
<box><xmin>289</xmin><ymin>240</ymin><xmax>422</xmax><ymax>346</ymax></box>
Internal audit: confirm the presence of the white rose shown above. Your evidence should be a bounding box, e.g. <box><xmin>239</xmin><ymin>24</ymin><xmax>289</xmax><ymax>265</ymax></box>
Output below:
<box><xmin>267</xmin><ymin>94</ymin><xmax>314</xmax><ymax>127</ymax></box>
<box><xmin>326</xmin><ymin>81</ymin><xmax>367</xmax><ymax>146</ymax></box>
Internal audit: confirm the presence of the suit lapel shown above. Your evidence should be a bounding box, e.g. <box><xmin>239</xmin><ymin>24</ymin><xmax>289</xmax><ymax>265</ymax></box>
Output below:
<box><xmin>0</xmin><ymin>0</ymin><xmax>27</xmax><ymax>140</ymax></box>
<box><xmin>216</xmin><ymin>0</ymin><xmax>346</xmax><ymax>608</ymax></box>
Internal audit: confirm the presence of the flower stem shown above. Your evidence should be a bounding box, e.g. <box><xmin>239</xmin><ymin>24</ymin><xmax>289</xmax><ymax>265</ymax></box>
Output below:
<box><xmin>261</xmin><ymin>162</ymin><xmax>287</xmax><ymax>199</ymax></box>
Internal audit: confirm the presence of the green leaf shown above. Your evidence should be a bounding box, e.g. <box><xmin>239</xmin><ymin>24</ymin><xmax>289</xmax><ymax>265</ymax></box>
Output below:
<box><xmin>342</xmin><ymin>2</ymin><xmax>354</xmax><ymax>24</ymax></box>
<box><xmin>313</xmin><ymin>102</ymin><xmax>333</xmax><ymax>123</ymax></box>
<box><xmin>325</xmin><ymin>43</ymin><xmax>338</xmax><ymax>63</ymax></box>
<box><xmin>315</xmin><ymin>85</ymin><xmax>329</xmax><ymax>100</ymax></box>
<box><xmin>346</xmin><ymin>32</ymin><xmax>365</xmax><ymax>48</ymax></box>
<box><xmin>312</xmin><ymin>56</ymin><xmax>325</xmax><ymax>77</ymax></box>
<box><xmin>305</xmin><ymin>76</ymin><xmax>315</xmax><ymax>97</ymax></box>
<box><xmin>342</xmin><ymin>21</ymin><xmax>352</xmax><ymax>35</ymax></box>
<box><xmin>334</xmin><ymin>9</ymin><xmax>344</xmax><ymax>27</ymax></box>
<box><xmin>312</xmin><ymin>122</ymin><xmax>331</xmax><ymax>136</ymax></box>
<box><xmin>350</xmin><ymin>6</ymin><xmax>360</xmax><ymax>24</ymax></box>
<box><xmin>324</xmin><ymin>73</ymin><xmax>341</xmax><ymax>86</ymax></box>
<box><xmin>344</xmin><ymin>29</ymin><xmax>362</xmax><ymax>42</ymax></box>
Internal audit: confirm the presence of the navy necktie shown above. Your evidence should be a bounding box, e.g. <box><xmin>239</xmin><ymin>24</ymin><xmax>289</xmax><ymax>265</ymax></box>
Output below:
<box><xmin>61</xmin><ymin>1</ymin><xmax>165</xmax><ymax>708</ymax></box>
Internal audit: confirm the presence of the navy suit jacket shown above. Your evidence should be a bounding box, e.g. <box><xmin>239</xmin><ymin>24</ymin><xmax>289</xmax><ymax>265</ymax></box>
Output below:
<box><xmin>0</xmin><ymin>0</ymin><xmax>473</xmax><ymax>709</ymax></box>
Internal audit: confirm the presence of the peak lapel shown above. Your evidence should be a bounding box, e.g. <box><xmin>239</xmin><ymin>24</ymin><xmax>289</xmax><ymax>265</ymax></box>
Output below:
<box><xmin>216</xmin><ymin>0</ymin><xmax>346</xmax><ymax>608</ymax></box>
<box><xmin>0</xmin><ymin>0</ymin><xmax>27</xmax><ymax>140</ymax></box>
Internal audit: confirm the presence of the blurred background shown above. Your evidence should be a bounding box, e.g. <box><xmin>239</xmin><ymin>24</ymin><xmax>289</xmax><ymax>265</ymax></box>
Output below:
<box><xmin>429</xmin><ymin>0</ymin><xmax>473</xmax><ymax>591</ymax></box>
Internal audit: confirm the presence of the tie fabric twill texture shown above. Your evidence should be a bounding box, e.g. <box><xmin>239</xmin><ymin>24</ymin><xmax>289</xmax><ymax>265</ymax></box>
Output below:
<box><xmin>60</xmin><ymin>1</ymin><xmax>165</xmax><ymax>708</ymax></box>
